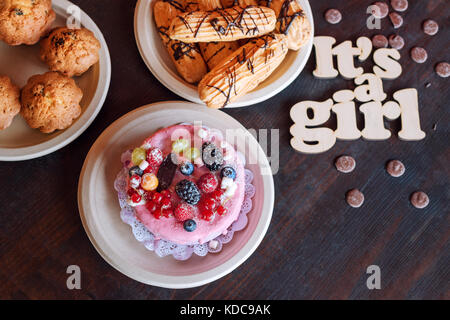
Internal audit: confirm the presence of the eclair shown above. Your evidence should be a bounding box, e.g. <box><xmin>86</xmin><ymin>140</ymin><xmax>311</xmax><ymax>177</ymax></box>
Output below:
<box><xmin>198</xmin><ymin>33</ymin><xmax>288</xmax><ymax>108</ymax></box>
<box><xmin>154</xmin><ymin>1</ymin><xmax>207</xmax><ymax>83</ymax></box>
<box><xmin>261</xmin><ymin>0</ymin><xmax>311</xmax><ymax>50</ymax></box>
<box><xmin>197</xmin><ymin>0</ymin><xmax>240</xmax><ymax>69</ymax></box>
<box><xmin>200</xmin><ymin>41</ymin><xmax>239</xmax><ymax>70</ymax></box>
<box><xmin>220</xmin><ymin>0</ymin><xmax>257</xmax><ymax>8</ymax></box>
<box><xmin>168</xmin><ymin>6</ymin><xmax>277</xmax><ymax>43</ymax></box>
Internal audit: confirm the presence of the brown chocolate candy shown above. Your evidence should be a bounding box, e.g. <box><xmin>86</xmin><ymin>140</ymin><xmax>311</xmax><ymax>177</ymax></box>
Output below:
<box><xmin>388</xmin><ymin>34</ymin><xmax>405</xmax><ymax>50</ymax></box>
<box><xmin>411</xmin><ymin>47</ymin><xmax>428</xmax><ymax>63</ymax></box>
<box><xmin>386</xmin><ymin>160</ymin><xmax>405</xmax><ymax>177</ymax></box>
<box><xmin>371</xmin><ymin>2</ymin><xmax>389</xmax><ymax>19</ymax></box>
<box><xmin>391</xmin><ymin>0</ymin><xmax>408</xmax><ymax>12</ymax></box>
<box><xmin>335</xmin><ymin>155</ymin><xmax>356</xmax><ymax>173</ymax></box>
<box><xmin>410</xmin><ymin>191</ymin><xmax>429</xmax><ymax>209</ymax></box>
<box><xmin>325</xmin><ymin>9</ymin><xmax>342</xmax><ymax>24</ymax></box>
<box><xmin>435</xmin><ymin>62</ymin><xmax>450</xmax><ymax>78</ymax></box>
<box><xmin>423</xmin><ymin>19</ymin><xmax>439</xmax><ymax>36</ymax></box>
<box><xmin>346</xmin><ymin>189</ymin><xmax>364</xmax><ymax>208</ymax></box>
<box><xmin>372</xmin><ymin>34</ymin><xmax>388</xmax><ymax>48</ymax></box>
<box><xmin>389</xmin><ymin>12</ymin><xmax>403</xmax><ymax>28</ymax></box>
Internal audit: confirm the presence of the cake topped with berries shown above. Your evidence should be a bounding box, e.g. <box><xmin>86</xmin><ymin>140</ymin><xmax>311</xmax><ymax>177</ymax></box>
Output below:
<box><xmin>124</xmin><ymin>124</ymin><xmax>245</xmax><ymax>245</ymax></box>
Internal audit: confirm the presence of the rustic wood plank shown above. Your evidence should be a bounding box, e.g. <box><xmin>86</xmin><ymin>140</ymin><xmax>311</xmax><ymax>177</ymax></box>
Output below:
<box><xmin>0</xmin><ymin>0</ymin><xmax>448</xmax><ymax>299</ymax></box>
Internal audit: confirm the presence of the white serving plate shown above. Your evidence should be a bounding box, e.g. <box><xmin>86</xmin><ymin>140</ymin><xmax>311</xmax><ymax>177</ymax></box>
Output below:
<box><xmin>78</xmin><ymin>101</ymin><xmax>275</xmax><ymax>288</ymax></box>
<box><xmin>0</xmin><ymin>0</ymin><xmax>111</xmax><ymax>161</ymax></box>
<box><xmin>134</xmin><ymin>0</ymin><xmax>314</xmax><ymax>108</ymax></box>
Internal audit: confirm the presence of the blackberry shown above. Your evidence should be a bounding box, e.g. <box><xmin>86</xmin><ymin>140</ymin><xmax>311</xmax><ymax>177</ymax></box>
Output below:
<box><xmin>202</xmin><ymin>142</ymin><xmax>223</xmax><ymax>171</ymax></box>
<box><xmin>175</xmin><ymin>180</ymin><xmax>201</xmax><ymax>205</ymax></box>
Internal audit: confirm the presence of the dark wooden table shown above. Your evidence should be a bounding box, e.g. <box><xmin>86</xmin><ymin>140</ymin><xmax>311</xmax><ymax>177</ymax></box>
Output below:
<box><xmin>0</xmin><ymin>0</ymin><xmax>448</xmax><ymax>300</ymax></box>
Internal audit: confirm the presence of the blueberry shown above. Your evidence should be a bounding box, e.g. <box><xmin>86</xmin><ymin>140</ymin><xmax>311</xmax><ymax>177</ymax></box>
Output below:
<box><xmin>180</xmin><ymin>161</ymin><xmax>194</xmax><ymax>176</ymax></box>
<box><xmin>129</xmin><ymin>166</ymin><xmax>143</xmax><ymax>177</ymax></box>
<box><xmin>175</xmin><ymin>180</ymin><xmax>201</xmax><ymax>205</ymax></box>
<box><xmin>183</xmin><ymin>219</ymin><xmax>197</xmax><ymax>232</ymax></box>
<box><xmin>221</xmin><ymin>166</ymin><xmax>236</xmax><ymax>180</ymax></box>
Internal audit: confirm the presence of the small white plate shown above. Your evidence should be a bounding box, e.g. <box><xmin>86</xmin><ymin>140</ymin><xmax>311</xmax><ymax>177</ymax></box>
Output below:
<box><xmin>78</xmin><ymin>101</ymin><xmax>275</xmax><ymax>288</ymax></box>
<box><xmin>0</xmin><ymin>0</ymin><xmax>111</xmax><ymax>161</ymax></box>
<box><xmin>134</xmin><ymin>0</ymin><xmax>314</xmax><ymax>108</ymax></box>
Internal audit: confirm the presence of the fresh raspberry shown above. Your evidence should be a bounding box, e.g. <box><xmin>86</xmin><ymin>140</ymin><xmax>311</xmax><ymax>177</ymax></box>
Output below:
<box><xmin>197</xmin><ymin>173</ymin><xmax>218</xmax><ymax>193</ymax></box>
<box><xmin>146</xmin><ymin>147</ymin><xmax>164</xmax><ymax>167</ymax></box>
<box><xmin>174</xmin><ymin>203</ymin><xmax>195</xmax><ymax>221</ymax></box>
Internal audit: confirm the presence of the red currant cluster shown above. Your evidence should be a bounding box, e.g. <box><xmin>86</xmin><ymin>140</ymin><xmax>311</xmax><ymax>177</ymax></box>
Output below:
<box><xmin>144</xmin><ymin>190</ymin><xmax>173</xmax><ymax>219</ymax></box>
<box><xmin>127</xmin><ymin>188</ymin><xmax>143</xmax><ymax>204</ymax></box>
<box><xmin>198</xmin><ymin>189</ymin><xmax>227</xmax><ymax>221</ymax></box>
<box><xmin>127</xmin><ymin>147</ymin><xmax>166</xmax><ymax>204</ymax></box>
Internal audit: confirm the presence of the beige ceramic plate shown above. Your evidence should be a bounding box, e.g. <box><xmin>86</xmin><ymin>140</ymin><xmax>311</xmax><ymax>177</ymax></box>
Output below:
<box><xmin>78</xmin><ymin>101</ymin><xmax>275</xmax><ymax>288</ymax></box>
<box><xmin>134</xmin><ymin>0</ymin><xmax>314</xmax><ymax>108</ymax></box>
<box><xmin>0</xmin><ymin>0</ymin><xmax>111</xmax><ymax>161</ymax></box>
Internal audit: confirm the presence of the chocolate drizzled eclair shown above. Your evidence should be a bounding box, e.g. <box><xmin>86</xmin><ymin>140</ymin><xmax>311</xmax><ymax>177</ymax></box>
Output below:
<box><xmin>198</xmin><ymin>33</ymin><xmax>288</xmax><ymax>108</ymax></box>
<box><xmin>154</xmin><ymin>1</ymin><xmax>207</xmax><ymax>83</ymax></box>
<box><xmin>197</xmin><ymin>0</ymin><xmax>240</xmax><ymax>69</ymax></box>
<box><xmin>168</xmin><ymin>5</ymin><xmax>277</xmax><ymax>43</ymax></box>
<box><xmin>260</xmin><ymin>0</ymin><xmax>311</xmax><ymax>50</ymax></box>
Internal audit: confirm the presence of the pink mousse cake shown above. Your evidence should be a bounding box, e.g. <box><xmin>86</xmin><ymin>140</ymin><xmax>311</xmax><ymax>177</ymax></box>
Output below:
<box><xmin>124</xmin><ymin>124</ymin><xmax>245</xmax><ymax>245</ymax></box>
